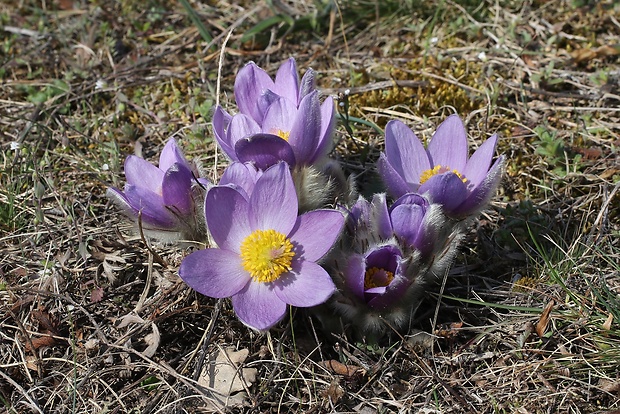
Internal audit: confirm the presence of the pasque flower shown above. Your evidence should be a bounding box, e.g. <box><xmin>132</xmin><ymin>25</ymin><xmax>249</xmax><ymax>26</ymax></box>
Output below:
<box><xmin>107</xmin><ymin>138</ymin><xmax>208</xmax><ymax>241</ymax></box>
<box><xmin>322</xmin><ymin>193</ymin><xmax>462</xmax><ymax>335</ymax></box>
<box><xmin>378</xmin><ymin>114</ymin><xmax>504</xmax><ymax>218</ymax></box>
<box><xmin>179</xmin><ymin>162</ymin><xmax>345</xmax><ymax>330</ymax></box>
<box><xmin>344</xmin><ymin>244</ymin><xmax>409</xmax><ymax>312</ymax></box>
<box><xmin>212</xmin><ymin>58</ymin><xmax>335</xmax><ymax>169</ymax></box>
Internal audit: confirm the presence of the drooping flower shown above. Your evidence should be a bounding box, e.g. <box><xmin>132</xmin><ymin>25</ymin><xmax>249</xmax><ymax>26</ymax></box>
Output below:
<box><xmin>212</xmin><ymin>58</ymin><xmax>336</xmax><ymax>169</ymax></box>
<box><xmin>320</xmin><ymin>193</ymin><xmax>463</xmax><ymax>335</ymax></box>
<box><xmin>378</xmin><ymin>114</ymin><xmax>504</xmax><ymax>218</ymax></box>
<box><xmin>107</xmin><ymin>138</ymin><xmax>209</xmax><ymax>242</ymax></box>
<box><xmin>179</xmin><ymin>162</ymin><xmax>345</xmax><ymax>330</ymax></box>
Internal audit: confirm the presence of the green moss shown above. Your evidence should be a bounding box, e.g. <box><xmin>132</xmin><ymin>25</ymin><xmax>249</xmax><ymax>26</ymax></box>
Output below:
<box><xmin>348</xmin><ymin>59</ymin><xmax>486</xmax><ymax>127</ymax></box>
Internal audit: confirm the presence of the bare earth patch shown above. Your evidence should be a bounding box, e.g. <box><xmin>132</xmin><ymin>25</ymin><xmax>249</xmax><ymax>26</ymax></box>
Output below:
<box><xmin>1</xmin><ymin>0</ymin><xmax>619</xmax><ymax>412</ymax></box>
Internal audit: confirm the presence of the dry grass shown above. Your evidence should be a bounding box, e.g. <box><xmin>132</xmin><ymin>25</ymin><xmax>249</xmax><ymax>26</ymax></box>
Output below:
<box><xmin>1</xmin><ymin>0</ymin><xmax>619</xmax><ymax>412</ymax></box>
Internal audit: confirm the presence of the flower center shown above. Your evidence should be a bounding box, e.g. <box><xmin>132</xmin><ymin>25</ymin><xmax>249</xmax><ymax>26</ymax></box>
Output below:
<box><xmin>273</xmin><ymin>129</ymin><xmax>290</xmax><ymax>141</ymax></box>
<box><xmin>364</xmin><ymin>267</ymin><xmax>394</xmax><ymax>290</ymax></box>
<box><xmin>240</xmin><ymin>229</ymin><xmax>295</xmax><ymax>283</ymax></box>
<box><xmin>419</xmin><ymin>164</ymin><xmax>468</xmax><ymax>184</ymax></box>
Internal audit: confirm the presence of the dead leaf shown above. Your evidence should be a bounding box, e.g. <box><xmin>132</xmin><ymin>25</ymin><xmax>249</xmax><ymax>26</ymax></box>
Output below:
<box><xmin>25</xmin><ymin>355</ymin><xmax>39</xmax><ymax>372</ymax></box>
<box><xmin>24</xmin><ymin>335</ymin><xmax>57</xmax><ymax>352</ymax></box>
<box><xmin>90</xmin><ymin>286</ymin><xmax>104</xmax><ymax>303</ymax></box>
<box><xmin>598</xmin><ymin>378</ymin><xmax>620</xmax><ymax>395</ymax></box>
<box><xmin>602</xmin><ymin>313</ymin><xmax>614</xmax><ymax>330</ymax></box>
<box><xmin>572</xmin><ymin>48</ymin><xmax>598</xmax><ymax>64</ymax></box>
<box><xmin>572</xmin><ymin>44</ymin><xmax>620</xmax><ymax>64</ymax></box>
<box><xmin>198</xmin><ymin>347</ymin><xmax>257</xmax><ymax>411</ymax></box>
<box><xmin>406</xmin><ymin>330</ymin><xmax>435</xmax><ymax>349</ymax></box>
<box><xmin>319</xmin><ymin>360</ymin><xmax>366</xmax><ymax>378</ymax></box>
<box><xmin>143</xmin><ymin>323</ymin><xmax>160</xmax><ymax>358</ymax></box>
<box><xmin>23</xmin><ymin>310</ymin><xmax>60</xmax><ymax>351</ymax></box>
<box><xmin>33</xmin><ymin>310</ymin><xmax>59</xmax><ymax>333</ymax></box>
<box><xmin>56</xmin><ymin>0</ymin><xmax>74</xmax><ymax>10</ymax></box>
<box><xmin>536</xmin><ymin>300</ymin><xmax>554</xmax><ymax>338</ymax></box>
<box><xmin>600</xmin><ymin>168</ymin><xmax>620</xmax><ymax>180</ymax></box>
<box><xmin>572</xmin><ymin>146</ymin><xmax>603</xmax><ymax>160</ymax></box>
<box><xmin>434</xmin><ymin>321</ymin><xmax>463</xmax><ymax>339</ymax></box>
<box><xmin>322</xmin><ymin>379</ymin><xmax>344</xmax><ymax>404</ymax></box>
<box><xmin>84</xmin><ymin>338</ymin><xmax>100</xmax><ymax>353</ymax></box>
<box><xmin>115</xmin><ymin>313</ymin><xmax>145</xmax><ymax>329</ymax></box>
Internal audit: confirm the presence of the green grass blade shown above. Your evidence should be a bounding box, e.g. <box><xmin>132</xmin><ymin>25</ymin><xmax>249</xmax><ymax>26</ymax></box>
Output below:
<box><xmin>178</xmin><ymin>0</ymin><xmax>214</xmax><ymax>48</ymax></box>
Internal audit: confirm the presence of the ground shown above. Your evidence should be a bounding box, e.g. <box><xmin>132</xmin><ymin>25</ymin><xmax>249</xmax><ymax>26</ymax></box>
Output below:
<box><xmin>1</xmin><ymin>0</ymin><xmax>619</xmax><ymax>413</ymax></box>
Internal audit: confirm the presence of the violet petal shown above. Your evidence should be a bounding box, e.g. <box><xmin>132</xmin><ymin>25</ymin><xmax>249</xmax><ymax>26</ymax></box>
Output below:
<box><xmin>273</xmin><ymin>57</ymin><xmax>300</xmax><ymax>104</ymax></box>
<box><xmin>385</xmin><ymin>119</ymin><xmax>430</xmax><ymax>184</ymax></box>
<box><xmin>261</xmin><ymin>96</ymin><xmax>296</xmax><ymax>138</ymax></box>
<box><xmin>235</xmin><ymin>134</ymin><xmax>297</xmax><ymax>170</ymax></box>
<box><xmin>464</xmin><ymin>134</ymin><xmax>498</xmax><ymax>187</ymax></box>
<box><xmin>370</xmin><ymin>193</ymin><xmax>393</xmax><ymax>240</ymax></box>
<box><xmin>287</xmin><ymin>91</ymin><xmax>321</xmax><ymax>164</ymax></box>
<box><xmin>257</xmin><ymin>89</ymin><xmax>281</xmax><ymax>120</ymax></box>
<box><xmin>288</xmin><ymin>209</ymin><xmax>344</xmax><ymax>262</ymax></box>
<box><xmin>213</xmin><ymin>106</ymin><xmax>235</xmax><ymax>159</ymax></box>
<box><xmin>179</xmin><ymin>249</ymin><xmax>250</xmax><ymax>298</ymax></box>
<box><xmin>419</xmin><ymin>173</ymin><xmax>468</xmax><ymax>213</ymax></box>
<box><xmin>106</xmin><ymin>187</ymin><xmax>138</xmax><ymax>216</ymax></box>
<box><xmin>273</xmin><ymin>260</ymin><xmax>336</xmax><ymax>307</ymax></box>
<box><xmin>234</xmin><ymin>62</ymin><xmax>275</xmax><ymax>123</ymax></box>
<box><xmin>229</xmin><ymin>114</ymin><xmax>261</xmax><ymax>146</ymax></box>
<box><xmin>299</xmin><ymin>68</ymin><xmax>316</xmax><ymax>101</ymax></box>
<box><xmin>219</xmin><ymin>162</ymin><xmax>260</xmax><ymax>198</ymax></box>
<box><xmin>124</xmin><ymin>155</ymin><xmax>164</xmax><ymax>192</ymax></box>
<box><xmin>159</xmin><ymin>138</ymin><xmax>186</xmax><ymax>171</ymax></box>
<box><xmin>344</xmin><ymin>254</ymin><xmax>366</xmax><ymax>301</ymax></box>
<box><xmin>365</xmin><ymin>245</ymin><xmax>401</xmax><ymax>271</ymax></box>
<box><xmin>124</xmin><ymin>184</ymin><xmax>176</xmax><ymax>228</ymax></box>
<box><xmin>206</xmin><ymin>185</ymin><xmax>251</xmax><ymax>252</ymax></box>
<box><xmin>161</xmin><ymin>163</ymin><xmax>193</xmax><ymax>216</ymax></box>
<box><xmin>232</xmin><ymin>281</ymin><xmax>287</xmax><ymax>330</ymax></box>
<box><xmin>391</xmin><ymin>203</ymin><xmax>425</xmax><ymax>249</ymax></box>
<box><xmin>427</xmin><ymin>114</ymin><xmax>468</xmax><ymax>172</ymax></box>
<box><xmin>249</xmin><ymin>162</ymin><xmax>298</xmax><ymax>234</ymax></box>
<box><xmin>367</xmin><ymin>274</ymin><xmax>409</xmax><ymax>310</ymax></box>
<box><xmin>458</xmin><ymin>155</ymin><xmax>505</xmax><ymax>217</ymax></box>
<box><xmin>377</xmin><ymin>153</ymin><xmax>415</xmax><ymax>199</ymax></box>
<box><xmin>310</xmin><ymin>96</ymin><xmax>335</xmax><ymax>163</ymax></box>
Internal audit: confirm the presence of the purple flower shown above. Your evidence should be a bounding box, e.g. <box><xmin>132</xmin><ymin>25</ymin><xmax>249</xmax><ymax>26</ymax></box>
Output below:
<box><xmin>179</xmin><ymin>162</ymin><xmax>345</xmax><ymax>330</ymax></box>
<box><xmin>321</xmin><ymin>193</ymin><xmax>462</xmax><ymax>334</ymax></box>
<box><xmin>378</xmin><ymin>114</ymin><xmax>505</xmax><ymax>218</ymax></box>
<box><xmin>346</xmin><ymin>193</ymin><xmax>438</xmax><ymax>258</ymax></box>
<box><xmin>212</xmin><ymin>58</ymin><xmax>335</xmax><ymax>169</ymax></box>
<box><xmin>389</xmin><ymin>193</ymin><xmax>437</xmax><ymax>257</ymax></box>
<box><xmin>107</xmin><ymin>138</ymin><xmax>207</xmax><ymax>241</ymax></box>
<box><xmin>344</xmin><ymin>244</ymin><xmax>409</xmax><ymax>311</ymax></box>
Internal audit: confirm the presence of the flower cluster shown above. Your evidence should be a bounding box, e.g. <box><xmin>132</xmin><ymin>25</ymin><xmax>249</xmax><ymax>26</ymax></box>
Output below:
<box><xmin>107</xmin><ymin>58</ymin><xmax>504</xmax><ymax>334</ymax></box>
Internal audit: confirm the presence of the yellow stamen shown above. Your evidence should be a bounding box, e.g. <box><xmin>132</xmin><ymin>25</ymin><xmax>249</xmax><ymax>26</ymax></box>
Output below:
<box><xmin>240</xmin><ymin>229</ymin><xmax>295</xmax><ymax>283</ymax></box>
<box><xmin>364</xmin><ymin>267</ymin><xmax>394</xmax><ymax>290</ymax></box>
<box><xmin>273</xmin><ymin>129</ymin><xmax>290</xmax><ymax>141</ymax></box>
<box><xmin>419</xmin><ymin>164</ymin><xmax>468</xmax><ymax>184</ymax></box>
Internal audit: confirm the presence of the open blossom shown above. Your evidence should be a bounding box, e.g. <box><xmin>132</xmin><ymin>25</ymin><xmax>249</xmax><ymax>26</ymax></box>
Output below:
<box><xmin>378</xmin><ymin>114</ymin><xmax>504</xmax><ymax>218</ymax></box>
<box><xmin>107</xmin><ymin>138</ymin><xmax>208</xmax><ymax>242</ymax></box>
<box><xmin>179</xmin><ymin>162</ymin><xmax>345</xmax><ymax>330</ymax></box>
<box><xmin>212</xmin><ymin>58</ymin><xmax>335</xmax><ymax>169</ymax></box>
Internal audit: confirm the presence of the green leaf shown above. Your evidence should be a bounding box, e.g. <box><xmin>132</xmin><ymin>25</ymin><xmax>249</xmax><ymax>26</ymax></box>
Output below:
<box><xmin>239</xmin><ymin>14</ymin><xmax>294</xmax><ymax>44</ymax></box>
<box><xmin>178</xmin><ymin>0</ymin><xmax>214</xmax><ymax>49</ymax></box>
